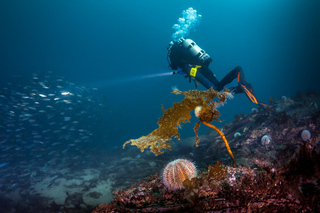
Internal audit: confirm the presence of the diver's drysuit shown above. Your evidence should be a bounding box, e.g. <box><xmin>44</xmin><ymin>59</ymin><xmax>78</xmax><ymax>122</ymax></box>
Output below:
<box><xmin>167</xmin><ymin>38</ymin><xmax>259</xmax><ymax>104</ymax></box>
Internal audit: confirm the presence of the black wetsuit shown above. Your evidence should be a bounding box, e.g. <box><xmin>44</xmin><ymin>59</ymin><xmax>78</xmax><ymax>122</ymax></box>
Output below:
<box><xmin>168</xmin><ymin>39</ymin><xmax>258</xmax><ymax>104</ymax></box>
<box><xmin>198</xmin><ymin>65</ymin><xmax>249</xmax><ymax>94</ymax></box>
<box><xmin>170</xmin><ymin>47</ymin><xmax>247</xmax><ymax>93</ymax></box>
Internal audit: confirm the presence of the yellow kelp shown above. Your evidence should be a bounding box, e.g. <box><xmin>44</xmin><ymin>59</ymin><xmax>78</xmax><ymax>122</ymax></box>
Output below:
<box><xmin>123</xmin><ymin>88</ymin><xmax>236</xmax><ymax>166</ymax></box>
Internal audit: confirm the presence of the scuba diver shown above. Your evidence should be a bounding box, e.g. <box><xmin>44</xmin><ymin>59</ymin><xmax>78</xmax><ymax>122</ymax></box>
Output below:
<box><xmin>167</xmin><ymin>38</ymin><xmax>260</xmax><ymax>105</ymax></box>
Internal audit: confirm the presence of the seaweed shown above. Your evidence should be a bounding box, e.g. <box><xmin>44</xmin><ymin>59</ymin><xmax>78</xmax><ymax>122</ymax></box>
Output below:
<box><xmin>123</xmin><ymin>88</ymin><xmax>232</xmax><ymax>156</ymax></box>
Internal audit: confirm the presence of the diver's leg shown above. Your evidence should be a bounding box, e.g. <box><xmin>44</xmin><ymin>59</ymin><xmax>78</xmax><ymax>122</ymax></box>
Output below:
<box><xmin>215</xmin><ymin>67</ymin><xmax>239</xmax><ymax>91</ymax></box>
<box><xmin>208</xmin><ymin>73</ymin><xmax>220</xmax><ymax>89</ymax></box>
<box><xmin>199</xmin><ymin>67</ymin><xmax>220</xmax><ymax>90</ymax></box>
<box><xmin>218</xmin><ymin>66</ymin><xmax>259</xmax><ymax>104</ymax></box>
<box><xmin>229</xmin><ymin>85</ymin><xmax>243</xmax><ymax>94</ymax></box>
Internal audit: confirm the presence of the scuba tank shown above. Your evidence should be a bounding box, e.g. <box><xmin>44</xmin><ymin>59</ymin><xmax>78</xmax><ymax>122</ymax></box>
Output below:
<box><xmin>167</xmin><ymin>38</ymin><xmax>215</xmax><ymax>89</ymax></box>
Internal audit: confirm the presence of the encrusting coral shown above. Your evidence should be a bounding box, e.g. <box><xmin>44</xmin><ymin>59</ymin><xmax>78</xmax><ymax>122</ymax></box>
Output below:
<box><xmin>123</xmin><ymin>88</ymin><xmax>236</xmax><ymax>165</ymax></box>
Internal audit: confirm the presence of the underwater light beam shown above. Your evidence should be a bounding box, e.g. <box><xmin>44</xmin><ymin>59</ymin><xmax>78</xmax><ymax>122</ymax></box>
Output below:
<box><xmin>91</xmin><ymin>71</ymin><xmax>173</xmax><ymax>88</ymax></box>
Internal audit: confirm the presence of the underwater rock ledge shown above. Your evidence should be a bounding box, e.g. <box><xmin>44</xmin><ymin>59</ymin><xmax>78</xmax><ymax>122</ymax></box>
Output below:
<box><xmin>93</xmin><ymin>90</ymin><xmax>320</xmax><ymax>213</ymax></box>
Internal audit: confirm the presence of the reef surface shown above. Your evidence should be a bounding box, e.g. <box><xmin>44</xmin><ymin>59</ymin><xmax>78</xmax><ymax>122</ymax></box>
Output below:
<box><xmin>93</xmin><ymin>91</ymin><xmax>320</xmax><ymax>213</ymax></box>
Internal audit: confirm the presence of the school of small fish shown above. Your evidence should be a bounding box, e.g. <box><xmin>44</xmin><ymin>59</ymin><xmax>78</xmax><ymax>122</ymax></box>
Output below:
<box><xmin>0</xmin><ymin>71</ymin><xmax>111</xmax><ymax>193</ymax></box>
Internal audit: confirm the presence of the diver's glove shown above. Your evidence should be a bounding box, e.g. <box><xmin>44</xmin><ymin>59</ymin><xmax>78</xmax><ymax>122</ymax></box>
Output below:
<box><xmin>172</xmin><ymin>67</ymin><xmax>184</xmax><ymax>75</ymax></box>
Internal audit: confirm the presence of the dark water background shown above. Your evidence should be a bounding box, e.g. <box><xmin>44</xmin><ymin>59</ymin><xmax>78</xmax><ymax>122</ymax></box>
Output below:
<box><xmin>1</xmin><ymin>0</ymin><xmax>320</xmax><ymax>149</ymax></box>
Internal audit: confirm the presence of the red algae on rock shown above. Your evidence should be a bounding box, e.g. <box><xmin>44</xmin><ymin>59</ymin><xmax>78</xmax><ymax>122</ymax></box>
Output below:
<box><xmin>93</xmin><ymin>91</ymin><xmax>320</xmax><ymax>212</ymax></box>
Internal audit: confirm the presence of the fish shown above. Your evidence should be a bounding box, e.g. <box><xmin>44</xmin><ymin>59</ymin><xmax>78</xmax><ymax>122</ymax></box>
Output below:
<box><xmin>64</xmin><ymin>117</ymin><xmax>71</xmax><ymax>121</ymax></box>
<box><xmin>0</xmin><ymin>163</ymin><xmax>9</xmax><ymax>168</ymax></box>
<box><xmin>0</xmin><ymin>71</ymin><xmax>111</xmax><ymax>199</ymax></box>
<box><xmin>38</xmin><ymin>82</ymin><xmax>49</xmax><ymax>89</ymax></box>
<box><xmin>61</xmin><ymin>91</ymin><xmax>70</xmax><ymax>95</ymax></box>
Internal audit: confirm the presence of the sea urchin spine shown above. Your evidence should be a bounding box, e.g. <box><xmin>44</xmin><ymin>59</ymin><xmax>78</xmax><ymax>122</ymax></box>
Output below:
<box><xmin>163</xmin><ymin>159</ymin><xmax>197</xmax><ymax>190</ymax></box>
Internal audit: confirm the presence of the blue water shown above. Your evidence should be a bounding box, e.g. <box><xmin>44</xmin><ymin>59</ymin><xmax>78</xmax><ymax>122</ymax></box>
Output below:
<box><xmin>1</xmin><ymin>0</ymin><xmax>320</xmax><ymax>147</ymax></box>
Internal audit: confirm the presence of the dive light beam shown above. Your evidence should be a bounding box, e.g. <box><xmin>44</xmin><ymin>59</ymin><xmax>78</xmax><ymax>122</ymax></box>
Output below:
<box><xmin>92</xmin><ymin>72</ymin><xmax>173</xmax><ymax>88</ymax></box>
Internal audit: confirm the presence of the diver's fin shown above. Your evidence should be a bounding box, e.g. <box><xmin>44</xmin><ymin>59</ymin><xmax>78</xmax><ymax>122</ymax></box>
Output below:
<box><xmin>259</xmin><ymin>102</ymin><xmax>272</xmax><ymax>107</ymax></box>
<box><xmin>237</xmin><ymin>71</ymin><xmax>259</xmax><ymax>104</ymax></box>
